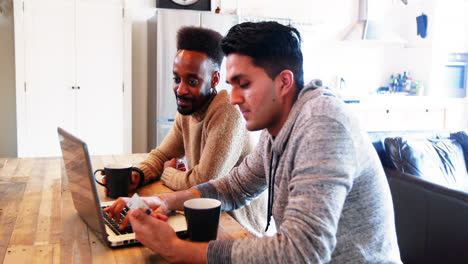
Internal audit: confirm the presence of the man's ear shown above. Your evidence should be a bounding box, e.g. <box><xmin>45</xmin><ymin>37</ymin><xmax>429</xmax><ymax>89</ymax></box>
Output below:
<box><xmin>211</xmin><ymin>71</ymin><xmax>220</xmax><ymax>89</ymax></box>
<box><xmin>277</xmin><ymin>70</ymin><xmax>295</xmax><ymax>97</ymax></box>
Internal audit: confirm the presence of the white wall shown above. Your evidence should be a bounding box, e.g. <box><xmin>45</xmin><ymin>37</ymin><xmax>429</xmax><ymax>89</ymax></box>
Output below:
<box><xmin>0</xmin><ymin>0</ymin><xmax>17</xmax><ymax>158</ymax></box>
<box><xmin>125</xmin><ymin>0</ymin><xmax>156</xmax><ymax>153</ymax></box>
<box><xmin>238</xmin><ymin>0</ymin><xmax>355</xmax><ymax>27</ymax></box>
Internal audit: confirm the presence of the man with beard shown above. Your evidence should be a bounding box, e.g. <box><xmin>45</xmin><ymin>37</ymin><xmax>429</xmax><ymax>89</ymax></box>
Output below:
<box><xmin>105</xmin><ymin>26</ymin><xmax>268</xmax><ymax>237</ymax></box>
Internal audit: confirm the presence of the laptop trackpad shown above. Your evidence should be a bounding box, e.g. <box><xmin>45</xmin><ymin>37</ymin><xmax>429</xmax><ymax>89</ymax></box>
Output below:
<box><xmin>167</xmin><ymin>211</ymin><xmax>187</xmax><ymax>233</ymax></box>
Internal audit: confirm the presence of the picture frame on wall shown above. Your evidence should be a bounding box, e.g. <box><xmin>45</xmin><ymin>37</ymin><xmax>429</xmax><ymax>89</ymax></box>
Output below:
<box><xmin>156</xmin><ymin>0</ymin><xmax>211</xmax><ymax>11</ymax></box>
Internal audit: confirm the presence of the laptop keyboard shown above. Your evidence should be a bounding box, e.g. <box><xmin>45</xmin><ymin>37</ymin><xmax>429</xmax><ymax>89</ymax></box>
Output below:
<box><xmin>102</xmin><ymin>206</ymin><xmax>133</xmax><ymax>235</ymax></box>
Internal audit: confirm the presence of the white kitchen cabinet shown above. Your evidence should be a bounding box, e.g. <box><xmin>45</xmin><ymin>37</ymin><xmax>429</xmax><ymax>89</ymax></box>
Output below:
<box><xmin>363</xmin><ymin>108</ymin><xmax>408</xmax><ymax>131</ymax></box>
<box><xmin>14</xmin><ymin>0</ymin><xmax>131</xmax><ymax>157</ymax></box>
<box><xmin>445</xmin><ymin>98</ymin><xmax>468</xmax><ymax>130</ymax></box>
<box><xmin>348</xmin><ymin>96</ymin><xmax>447</xmax><ymax>131</ymax></box>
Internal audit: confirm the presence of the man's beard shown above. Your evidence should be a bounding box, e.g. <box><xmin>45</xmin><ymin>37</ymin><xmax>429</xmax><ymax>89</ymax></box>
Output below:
<box><xmin>176</xmin><ymin>95</ymin><xmax>196</xmax><ymax>116</ymax></box>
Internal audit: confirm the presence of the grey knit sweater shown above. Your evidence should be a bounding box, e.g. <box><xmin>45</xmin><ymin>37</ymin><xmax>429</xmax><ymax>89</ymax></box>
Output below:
<box><xmin>196</xmin><ymin>82</ymin><xmax>402</xmax><ymax>263</ymax></box>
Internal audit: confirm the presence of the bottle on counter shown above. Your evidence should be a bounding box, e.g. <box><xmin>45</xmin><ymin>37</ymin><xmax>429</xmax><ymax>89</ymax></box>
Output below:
<box><xmin>407</xmin><ymin>76</ymin><xmax>413</xmax><ymax>93</ymax></box>
<box><xmin>389</xmin><ymin>74</ymin><xmax>396</xmax><ymax>92</ymax></box>
<box><xmin>396</xmin><ymin>73</ymin><xmax>403</xmax><ymax>92</ymax></box>
<box><xmin>415</xmin><ymin>80</ymin><xmax>424</xmax><ymax>96</ymax></box>
<box><xmin>402</xmin><ymin>71</ymin><xmax>412</xmax><ymax>92</ymax></box>
<box><xmin>402</xmin><ymin>71</ymin><xmax>408</xmax><ymax>91</ymax></box>
<box><xmin>393</xmin><ymin>75</ymin><xmax>399</xmax><ymax>92</ymax></box>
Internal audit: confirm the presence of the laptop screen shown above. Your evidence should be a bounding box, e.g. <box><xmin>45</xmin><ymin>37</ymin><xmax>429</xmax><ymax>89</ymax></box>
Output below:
<box><xmin>58</xmin><ymin>127</ymin><xmax>108</xmax><ymax>242</ymax></box>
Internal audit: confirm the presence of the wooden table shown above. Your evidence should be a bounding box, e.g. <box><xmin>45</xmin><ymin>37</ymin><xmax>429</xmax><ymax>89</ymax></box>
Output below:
<box><xmin>0</xmin><ymin>154</ymin><xmax>250</xmax><ymax>263</ymax></box>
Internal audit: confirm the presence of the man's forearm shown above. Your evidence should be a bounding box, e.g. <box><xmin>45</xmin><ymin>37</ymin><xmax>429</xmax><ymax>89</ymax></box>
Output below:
<box><xmin>167</xmin><ymin>239</ymin><xmax>208</xmax><ymax>264</ymax></box>
<box><xmin>168</xmin><ymin>188</ymin><xmax>202</xmax><ymax>211</ymax></box>
<box><xmin>144</xmin><ymin>188</ymin><xmax>202</xmax><ymax>212</ymax></box>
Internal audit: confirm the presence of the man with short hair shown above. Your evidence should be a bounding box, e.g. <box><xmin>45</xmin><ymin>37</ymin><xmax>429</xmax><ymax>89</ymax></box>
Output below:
<box><xmin>105</xmin><ymin>26</ymin><xmax>268</xmax><ymax>237</ymax></box>
<box><xmin>132</xmin><ymin>26</ymin><xmax>245</xmax><ymax>191</ymax></box>
<box><xmin>107</xmin><ymin>22</ymin><xmax>402</xmax><ymax>263</ymax></box>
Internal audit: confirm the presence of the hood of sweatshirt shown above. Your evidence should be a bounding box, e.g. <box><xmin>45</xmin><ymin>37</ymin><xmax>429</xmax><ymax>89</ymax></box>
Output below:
<box><xmin>269</xmin><ymin>79</ymin><xmax>335</xmax><ymax>155</ymax></box>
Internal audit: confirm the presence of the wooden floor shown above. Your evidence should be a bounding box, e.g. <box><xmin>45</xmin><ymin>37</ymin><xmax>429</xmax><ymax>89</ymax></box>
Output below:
<box><xmin>0</xmin><ymin>154</ymin><xmax>250</xmax><ymax>263</ymax></box>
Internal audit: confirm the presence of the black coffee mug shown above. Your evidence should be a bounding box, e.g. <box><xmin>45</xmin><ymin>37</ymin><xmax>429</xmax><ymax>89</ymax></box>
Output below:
<box><xmin>184</xmin><ymin>198</ymin><xmax>221</xmax><ymax>242</ymax></box>
<box><xmin>94</xmin><ymin>164</ymin><xmax>143</xmax><ymax>199</ymax></box>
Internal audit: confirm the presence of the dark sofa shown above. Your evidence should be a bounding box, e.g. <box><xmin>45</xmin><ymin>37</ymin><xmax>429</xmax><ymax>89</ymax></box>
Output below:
<box><xmin>368</xmin><ymin>130</ymin><xmax>468</xmax><ymax>264</ymax></box>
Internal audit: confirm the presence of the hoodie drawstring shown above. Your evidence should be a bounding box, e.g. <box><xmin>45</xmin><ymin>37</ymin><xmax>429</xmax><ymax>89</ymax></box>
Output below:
<box><xmin>265</xmin><ymin>151</ymin><xmax>279</xmax><ymax>232</ymax></box>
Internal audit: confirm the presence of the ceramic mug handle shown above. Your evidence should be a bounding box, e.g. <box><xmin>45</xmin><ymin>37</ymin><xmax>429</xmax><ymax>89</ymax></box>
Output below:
<box><xmin>93</xmin><ymin>169</ymin><xmax>106</xmax><ymax>187</ymax></box>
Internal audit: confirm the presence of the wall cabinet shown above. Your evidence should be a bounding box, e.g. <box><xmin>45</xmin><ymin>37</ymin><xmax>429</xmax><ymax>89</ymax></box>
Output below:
<box><xmin>14</xmin><ymin>0</ymin><xmax>131</xmax><ymax>157</ymax></box>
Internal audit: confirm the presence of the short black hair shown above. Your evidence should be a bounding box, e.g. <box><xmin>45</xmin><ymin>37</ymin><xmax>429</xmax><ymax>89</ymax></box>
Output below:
<box><xmin>177</xmin><ymin>26</ymin><xmax>224</xmax><ymax>69</ymax></box>
<box><xmin>221</xmin><ymin>21</ymin><xmax>304</xmax><ymax>91</ymax></box>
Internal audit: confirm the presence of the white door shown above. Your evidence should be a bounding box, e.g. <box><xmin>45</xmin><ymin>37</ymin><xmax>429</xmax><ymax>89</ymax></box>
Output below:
<box><xmin>75</xmin><ymin>0</ymin><xmax>124</xmax><ymax>155</ymax></box>
<box><xmin>17</xmin><ymin>0</ymin><xmax>126</xmax><ymax>157</ymax></box>
<box><xmin>21</xmin><ymin>0</ymin><xmax>76</xmax><ymax>157</ymax></box>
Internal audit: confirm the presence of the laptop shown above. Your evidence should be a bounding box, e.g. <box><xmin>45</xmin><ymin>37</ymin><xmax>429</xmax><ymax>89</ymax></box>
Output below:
<box><xmin>57</xmin><ymin>127</ymin><xmax>187</xmax><ymax>247</ymax></box>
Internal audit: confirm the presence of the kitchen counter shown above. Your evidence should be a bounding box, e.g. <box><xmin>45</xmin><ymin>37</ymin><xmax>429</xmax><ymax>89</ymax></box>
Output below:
<box><xmin>342</xmin><ymin>95</ymin><xmax>468</xmax><ymax>131</ymax></box>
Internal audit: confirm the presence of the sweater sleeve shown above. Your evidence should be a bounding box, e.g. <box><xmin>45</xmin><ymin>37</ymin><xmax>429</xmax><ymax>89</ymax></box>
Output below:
<box><xmin>161</xmin><ymin>100</ymin><xmax>249</xmax><ymax>191</ymax></box>
<box><xmin>196</xmin><ymin>130</ymin><xmax>268</xmax><ymax>211</ymax></box>
<box><xmin>205</xmin><ymin>117</ymin><xmax>358</xmax><ymax>264</ymax></box>
<box><xmin>138</xmin><ymin>115</ymin><xmax>185</xmax><ymax>185</ymax></box>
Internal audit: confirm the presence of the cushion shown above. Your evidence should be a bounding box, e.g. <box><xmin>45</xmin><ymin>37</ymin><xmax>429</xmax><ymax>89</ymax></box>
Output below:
<box><xmin>385</xmin><ymin>137</ymin><xmax>468</xmax><ymax>192</ymax></box>
<box><xmin>450</xmin><ymin>131</ymin><xmax>468</xmax><ymax>171</ymax></box>
<box><xmin>368</xmin><ymin>131</ymin><xmax>450</xmax><ymax>169</ymax></box>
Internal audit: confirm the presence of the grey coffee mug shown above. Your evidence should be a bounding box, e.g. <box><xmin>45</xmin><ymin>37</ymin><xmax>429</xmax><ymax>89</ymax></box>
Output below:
<box><xmin>94</xmin><ymin>164</ymin><xmax>143</xmax><ymax>199</ymax></box>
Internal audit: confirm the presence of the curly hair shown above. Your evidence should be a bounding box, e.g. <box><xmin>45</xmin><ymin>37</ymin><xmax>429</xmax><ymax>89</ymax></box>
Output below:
<box><xmin>177</xmin><ymin>26</ymin><xmax>224</xmax><ymax>69</ymax></box>
<box><xmin>221</xmin><ymin>21</ymin><xmax>304</xmax><ymax>91</ymax></box>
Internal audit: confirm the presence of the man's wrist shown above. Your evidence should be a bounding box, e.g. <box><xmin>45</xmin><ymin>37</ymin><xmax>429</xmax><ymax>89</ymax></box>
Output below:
<box><xmin>177</xmin><ymin>188</ymin><xmax>202</xmax><ymax>209</ymax></box>
<box><xmin>161</xmin><ymin>188</ymin><xmax>202</xmax><ymax>212</ymax></box>
<box><xmin>148</xmin><ymin>193</ymin><xmax>171</xmax><ymax>212</ymax></box>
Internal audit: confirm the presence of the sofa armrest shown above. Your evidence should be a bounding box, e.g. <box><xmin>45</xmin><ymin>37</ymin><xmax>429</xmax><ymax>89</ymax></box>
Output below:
<box><xmin>385</xmin><ymin>168</ymin><xmax>468</xmax><ymax>264</ymax></box>
<box><xmin>385</xmin><ymin>168</ymin><xmax>468</xmax><ymax>203</ymax></box>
